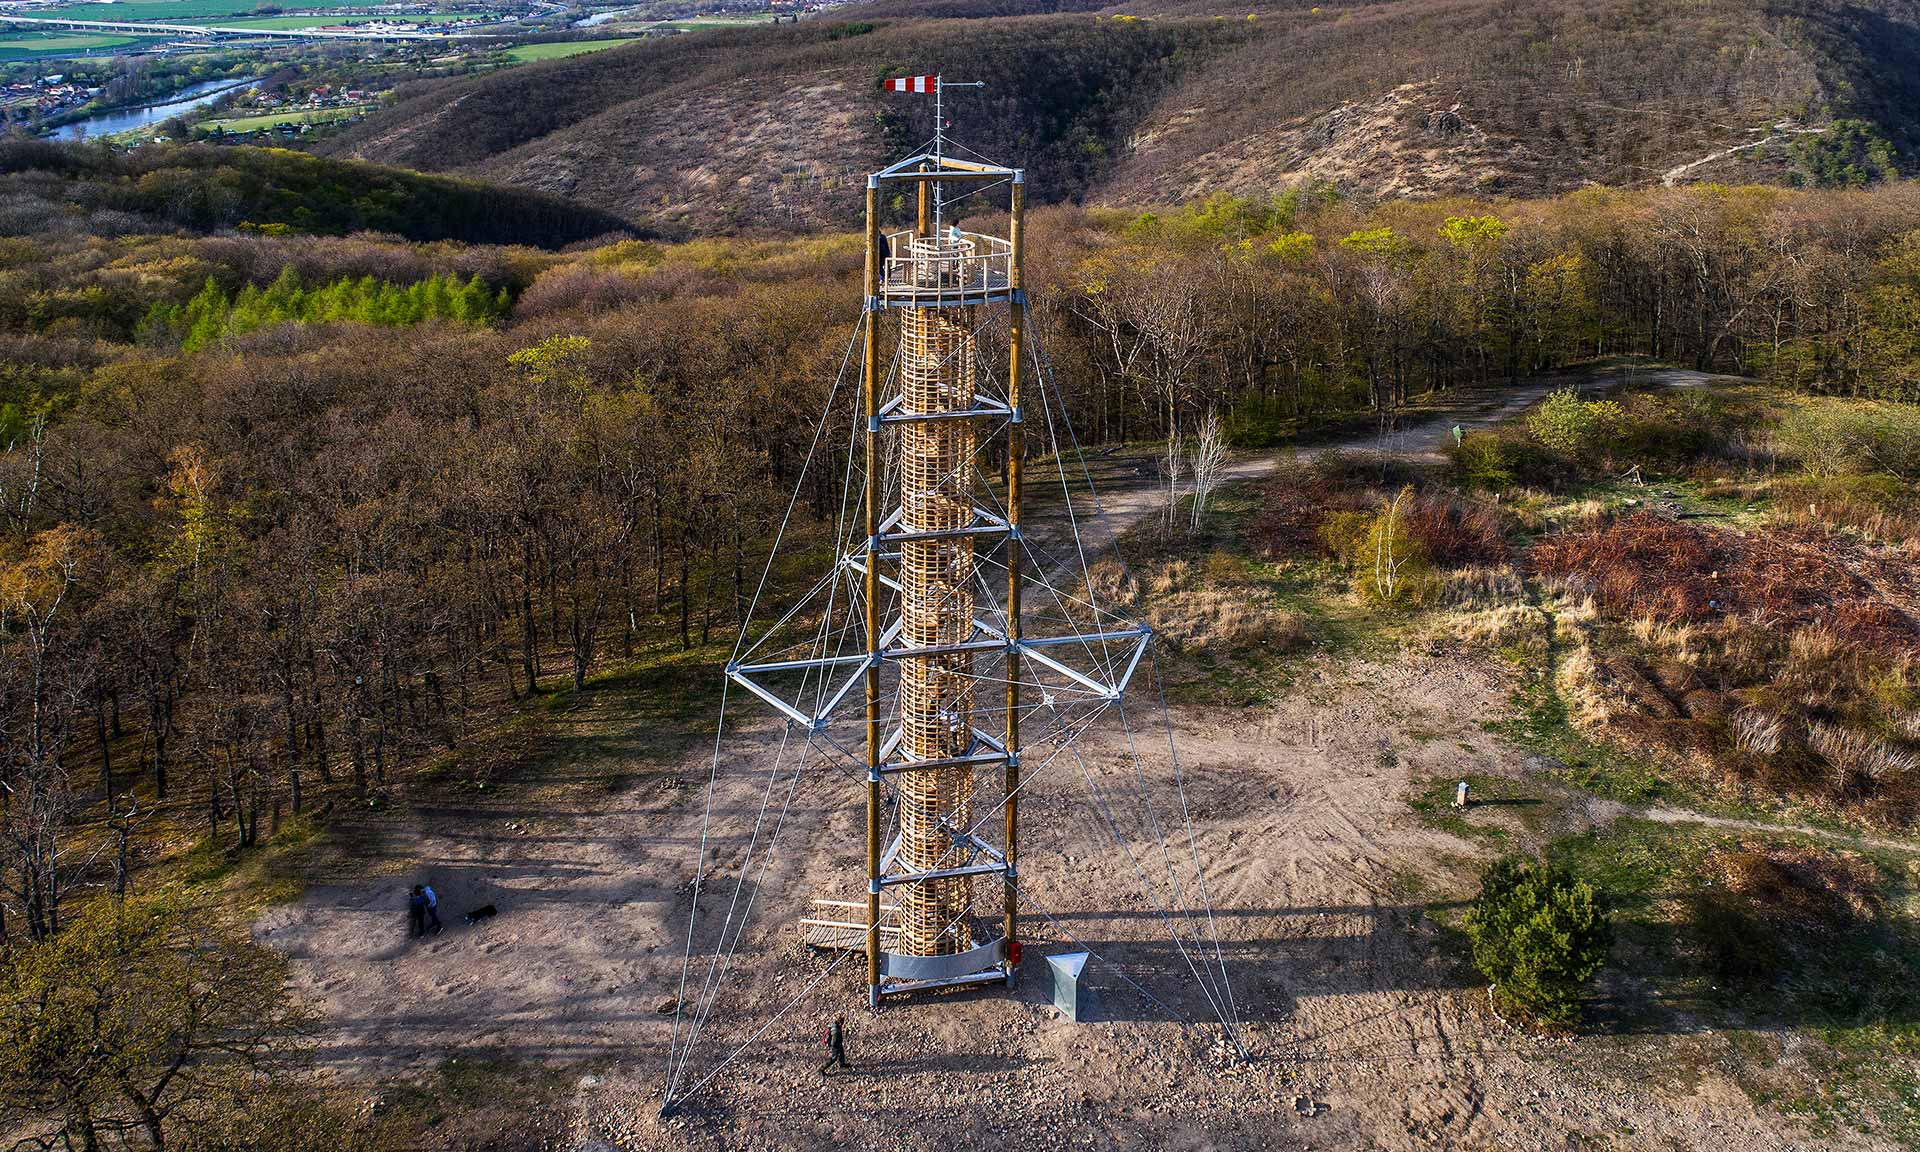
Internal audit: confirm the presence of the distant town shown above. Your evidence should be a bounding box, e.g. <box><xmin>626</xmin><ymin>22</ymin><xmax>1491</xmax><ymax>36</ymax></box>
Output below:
<box><xmin>0</xmin><ymin>0</ymin><xmax>847</xmax><ymax>145</ymax></box>
<box><xmin>3</xmin><ymin>72</ymin><xmax>102</xmax><ymax>120</ymax></box>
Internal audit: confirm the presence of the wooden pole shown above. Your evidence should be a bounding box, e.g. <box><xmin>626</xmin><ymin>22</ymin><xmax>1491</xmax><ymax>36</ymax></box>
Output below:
<box><xmin>917</xmin><ymin>165</ymin><xmax>931</xmax><ymax>238</ymax></box>
<box><xmin>1002</xmin><ymin>173</ymin><xmax>1025</xmax><ymax>982</ymax></box>
<box><xmin>863</xmin><ymin>177</ymin><xmax>884</xmax><ymax>1010</ymax></box>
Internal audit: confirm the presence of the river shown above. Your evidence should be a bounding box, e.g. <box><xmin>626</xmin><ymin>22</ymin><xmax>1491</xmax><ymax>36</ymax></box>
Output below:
<box><xmin>50</xmin><ymin>76</ymin><xmax>260</xmax><ymax>142</ymax></box>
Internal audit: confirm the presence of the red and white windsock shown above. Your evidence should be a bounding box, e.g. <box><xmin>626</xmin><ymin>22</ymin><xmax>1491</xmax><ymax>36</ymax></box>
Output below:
<box><xmin>887</xmin><ymin>75</ymin><xmax>938</xmax><ymax>94</ymax></box>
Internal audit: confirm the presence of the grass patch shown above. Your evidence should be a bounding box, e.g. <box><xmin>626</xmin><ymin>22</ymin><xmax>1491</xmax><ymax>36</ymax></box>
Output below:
<box><xmin>1772</xmin><ymin>471</ymin><xmax>1920</xmax><ymax>541</ymax></box>
<box><xmin>413</xmin><ymin>639</ymin><xmax>725</xmax><ymax>802</ymax></box>
<box><xmin>1493</xmin><ymin>671</ymin><xmax>1666</xmax><ymax>805</ymax></box>
<box><xmin>1168</xmin><ymin>557</ymin><xmax>1402</xmax><ymax>703</ymax></box>
<box><xmin>1543</xmin><ymin>817</ymin><xmax>1720</xmax><ymax>906</ymax></box>
<box><xmin>503</xmin><ymin>39</ymin><xmax>637</xmax><ymax>62</ymax></box>
<box><xmin>1408</xmin><ymin>773</ymin><xmax>1550</xmax><ymax>844</ymax></box>
<box><xmin>0</xmin><ymin>31</ymin><xmax>149</xmax><ymax>57</ymax></box>
<box><xmin>174</xmin><ymin>809</ymin><xmax>322</xmax><ymax>913</ymax></box>
<box><xmin>201</xmin><ymin>105</ymin><xmax>373</xmax><ymax>132</ymax></box>
<box><xmin>1564</xmin><ymin>475</ymin><xmax>1768</xmax><ymax>527</ymax></box>
<box><xmin>1541</xmin><ymin>817</ymin><xmax>1920</xmax><ymax>1141</ymax></box>
<box><xmin>377</xmin><ymin>1055</ymin><xmax>571</xmax><ymax>1145</ymax></box>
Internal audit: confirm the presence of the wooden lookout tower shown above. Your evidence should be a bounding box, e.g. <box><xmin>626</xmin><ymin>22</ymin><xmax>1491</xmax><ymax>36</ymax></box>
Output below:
<box><xmin>717</xmin><ymin>77</ymin><xmax>1154</xmax><ymax>1010</ymax></box>
<box><xmin>661</xmin><ymin>78</ymin><xmax>1247</xmax><ymax>1120</ymax></box>
<box><xmin>858</xmin><ymin>132</ymin><xmax>1027</xmax><ymax>1000</ymax></box>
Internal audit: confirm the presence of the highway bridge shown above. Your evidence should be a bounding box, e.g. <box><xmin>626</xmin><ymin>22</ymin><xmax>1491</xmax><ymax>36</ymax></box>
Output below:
<box><xmin>0</xmin><ymin>12</ymin><xmax>477</xmax><ymax>41</ymax></box>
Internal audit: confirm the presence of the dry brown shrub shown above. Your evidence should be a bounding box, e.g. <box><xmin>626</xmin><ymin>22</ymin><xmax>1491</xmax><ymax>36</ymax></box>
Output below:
<box><xmin>1831</xmin><ymin>599</ymin><xmax>1908</xmax><ymax>643</ymax></box>
<box><xmin>1255</xmin><ymin>463</ymin><xmax>1507</xmax><ymax>573</ymax></box>
<box><xmin>1533</xmin><ymin>515</ymin><xmax>1920</xmax><ymax>651</ymax></box>
<box><xmin>1403</xmin><ymin>494</ymin><xmax>1508</xmax><ymax>566</ymax></box>
<box><xmin>1532</xmin><ymin>513</ymin><xmax>1718</xmax><ymax>621</ymax></box>
<box><xmin>513</xmin><ymin>264</ymin><xmax>656</xmax><ymax>317</ymax></box>
<box><xmin>1741</xmin><ymin>526</ymin><xmax>1878</xmax><ymax>630</ymax></box>
<box><xmin>1251</xmin><ymin>463</ymin><xmax>1353</xmax><ymax>558</ymax></box>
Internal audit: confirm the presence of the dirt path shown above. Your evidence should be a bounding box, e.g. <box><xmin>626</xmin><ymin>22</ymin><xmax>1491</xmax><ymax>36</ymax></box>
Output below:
<box><xmin>1660</xmin><ymin>123</ymin><xmax>1825</xmax><ymax>186</ymax></box>
<box><xmin>1642</xmin><ymin>805</ymin><xmax>1920</xmax><ymax>856</ymax></box>
<box><xmin>1046</xmin><ymin>366</ymin><xmax>1716</xmax><ymax>554</ymax></box>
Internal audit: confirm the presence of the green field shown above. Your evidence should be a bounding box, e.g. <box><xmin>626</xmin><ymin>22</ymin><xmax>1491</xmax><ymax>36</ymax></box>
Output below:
<box><xmin>626</xmin><ymin>14</ymin><xmax>776</xmax><ymax>31</ymax></box>
<box><xmin>0</xmin><ymin>30</ymin><xmax>152</xmax><ymax>58</ymax></box>
<box><xmin>502</xmin><ymin>39</ymin><xmax>635</xmax><ymax>61</ymax></box>
<box><xmin>200</xmin><ymin>103</ymin><xmax>372</xmax><ymax>131</ymax></box>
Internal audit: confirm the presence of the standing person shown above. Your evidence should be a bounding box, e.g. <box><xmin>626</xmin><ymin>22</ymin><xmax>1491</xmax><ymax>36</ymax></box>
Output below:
<box><xmin>422</xmin><ymin>883</ymin><xmax>443</xmax><ymax>935</ymax></box>
<box><xmin>819</xmin><ymin>1016</ymin><xmax>850</xmax><ymax>1075</ymax></box>
<box><xmin>407</xmin><ymin>885</ymin><xmax>427</xmax><ymax>938</ymax></box>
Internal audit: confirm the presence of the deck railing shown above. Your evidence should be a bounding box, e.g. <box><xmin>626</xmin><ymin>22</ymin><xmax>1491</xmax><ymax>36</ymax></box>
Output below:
<box><xmin>880</xmin><ymin>230</ymin><xmax>1013</xmax><ymax>303</ymax></box>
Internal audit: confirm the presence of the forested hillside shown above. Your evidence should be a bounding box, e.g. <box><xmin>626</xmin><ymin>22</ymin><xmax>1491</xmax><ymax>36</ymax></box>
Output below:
<box><xmin>325</xmin><ymin>14</ymin><xmax>1246</xmax><ymax>233</ymax></box>
<box><xmin>322</xmin><ymin>0</ymin><xmax>1920</xmax><ymax>234</ymax></box>
<box><xmin>0</xmin><ymin>142</ymin><xmax>636</xmax><ymax>246</ymax></box>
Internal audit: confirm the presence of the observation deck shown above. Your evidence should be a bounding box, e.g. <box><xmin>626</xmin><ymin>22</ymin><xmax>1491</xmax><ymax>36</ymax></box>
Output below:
<box><xmin>877</xmin><ymin>229</ymin><xmax>1014</xmax><ymax>307</ymax></box>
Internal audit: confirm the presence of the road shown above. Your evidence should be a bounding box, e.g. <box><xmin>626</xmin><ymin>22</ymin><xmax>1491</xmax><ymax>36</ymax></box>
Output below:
<box><xmin>0</xmin><ymin>13</ymin><xmax>466</xmax><ymax>41</ymax></box>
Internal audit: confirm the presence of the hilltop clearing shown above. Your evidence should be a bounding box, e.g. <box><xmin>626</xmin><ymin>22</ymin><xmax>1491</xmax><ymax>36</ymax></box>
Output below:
<box><xmin>259</xmin><ymin>649</ymin><xmax>1908</xmax><ymax>1152</ymax></box>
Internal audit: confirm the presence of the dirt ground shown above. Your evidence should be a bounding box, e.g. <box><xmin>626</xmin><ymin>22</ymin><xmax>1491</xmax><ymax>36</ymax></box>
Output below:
<box><xmin>255</xmin><ymin>643</ymin><xmax>1887</xmax><ymax>1152</ymax></box>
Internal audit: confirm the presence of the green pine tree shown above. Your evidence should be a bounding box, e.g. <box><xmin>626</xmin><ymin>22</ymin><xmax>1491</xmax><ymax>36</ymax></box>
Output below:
<box><xmin>1463</xmin><ymin>857</ymin><xmax>1612</xmax><ymax>1026</ymax></box>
